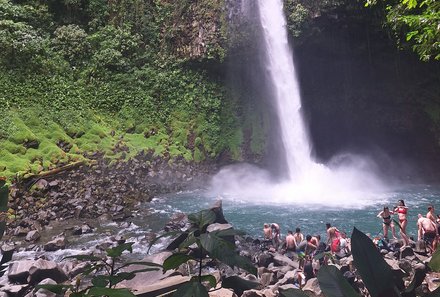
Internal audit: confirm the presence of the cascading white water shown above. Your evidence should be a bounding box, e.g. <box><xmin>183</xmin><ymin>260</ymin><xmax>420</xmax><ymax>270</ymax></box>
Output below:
<box><xmin>209</xmin><ymin>0</ymin><xmax>390</xmax><ymax>207</ymax></box>
<box><xmin>257</xmin><ymin>0</ymin><xmax>313</xmax><ymax>179</ymax></box>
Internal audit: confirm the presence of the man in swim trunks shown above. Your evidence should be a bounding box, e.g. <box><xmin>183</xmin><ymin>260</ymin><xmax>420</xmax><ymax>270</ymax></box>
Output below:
<box><xmin>285</xmin><ymin>230</ymin><xmax>296</xmax><ymax>251</ymax></box>
<box><xmin>293</xmin><ymin>227</ymin><xmax>304</xmax><ymax>248</ymax></box>
<box><xmin>271</xmin><ymin>223</ymin><xmax>281</xmax><ymax>248</ymax></box>
<box><xmin>263</xmin><ymin>223</ymin><xmax>272</xmax><ymax>240</ymax></box>
<box><xmin>417</xmin><ymin>214</ymin><xmax>438</xmax><ymax>252</ymax></box>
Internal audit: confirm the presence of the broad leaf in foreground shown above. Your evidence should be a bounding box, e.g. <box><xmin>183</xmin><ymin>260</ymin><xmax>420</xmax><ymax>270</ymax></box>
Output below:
<box><xmin>351</xmin><ymin>227</ymin><xmax>399</xmax><ymax>297</ymax></box>
<box><xmin>173</xmin><ymin>282</ymin><xmax>209</xmax><ymax>297</ymax></box>
<box><xmin>317</xmin><ymin>265</ymin><xmax>360</xmax><ymax>297</ymax></box>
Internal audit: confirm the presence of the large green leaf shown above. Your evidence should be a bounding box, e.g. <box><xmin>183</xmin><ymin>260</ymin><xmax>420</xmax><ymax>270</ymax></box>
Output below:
<box><xmin>279</xmin><ymin>288</ymin><xmax>310</xmax><ymax>297</ymax></box>
<box><xmin>317</xmin><ymin>265</ymin><xmax>360</xmax><ymax>297</ymax></box>
<box><xmin>106</xmin><ymin>243</ymin><xmax>134</xmax><ymax>258</ymax></box>
<box><xmin>199</xmin><ymin>233</ymin><xmax>256</xmax><ymax>275</ymax></box>
<box><xmin>188</xmin><ymin>209</ymin><xmax>216</xmax><ymax>229</ymax></box>
<box><xmin>429</xmin><ymin>248</ymin><xmax>440</xmax><ymax>272</ymax></box>
<box><xmin>209</xmin><ymin>228</ymin><xmax>246</xmax><ymax>237</ymax></box>
<box><xmin>163</xmin><ymin>253</ymin><xmax>195</xmax><ymax>272</ymax></box>
<box><xmin>351</xmin><ymin>227</ymin><xmax>399</xmax><ymax>297</ymax></box>
<box><xmin>173</xmin><ymin>282</ymin><xmax>209</xmax><ymax>297</ymax></box>
<box><xmin>402</xmin><ymin>268</ymin><xmax>426</xmax><ymax>297</ymax></box>
<box><xmin>87</xmin><ymin>287</ymin><xmax>136</xmax><ymax>297</ymax></box>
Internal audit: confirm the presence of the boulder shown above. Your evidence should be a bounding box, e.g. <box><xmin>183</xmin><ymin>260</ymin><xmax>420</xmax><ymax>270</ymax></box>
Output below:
<box><xmin>8</xmin><ymin>260</ymin><xmax>34</xmax><ymax>283</ymax></box>
<box><xmin>25</xmin><ymin>230</ymin><xmax>41</xmax><ymax>242</ymax></box>
<box><xmin>258</xmin><ymin>253</ymin><xmax>273</xmax><ymax>268</ymax></box>
<box><xmin>28</xmin><ymin>259</ymin><xmax>68</xmax><ymax>284</ymax></box>
<box><xmin>276</xmin><ymin>271</ymin><xmax>296</xmax><ymax>286</ymax></box>
<box><xmin>35</xmin><ymin>278</ymin><xmax>57</xmax><ymax>297</ymax></box>
<box><xmin>1</xmin><ymin>284</ymin><xmax>29</xmax><ymax>297</ymax></box>
<box><xmin>272</xmin><ymin>253</ymin><xmax>297</xmax><ymax>268</ymax></box>
<box><xmin>400</xmin><ymin>246</ymin><xmax>414</xmax><ymax>258</ymax></box>
<box><xmin>260</xmin><ymin>273</ymin><xmax>277</xmax><ymax>287</ymax></box>
<box><xmin>303</xmin><ymin>278</ymin><xmax>323</xmax><ymax>296</ymax></box>
<box><xmin>209</xmin><ymin>288</ymin><xmax>238</xmax><ymax>297</ymax></box>
<box><xmin>44</xmin><ymin>236</ymin><xmax>67</xmax><ymax>251</ymax></box>
<box><xmin>207</xmin><ymin>223</ymin><xmax>233</xmax><ymax>233</ymax></box>
<box><xmin>241</xmin><ymin>290</ymin><xmax>265</xmax><ymax>297</ymax></box>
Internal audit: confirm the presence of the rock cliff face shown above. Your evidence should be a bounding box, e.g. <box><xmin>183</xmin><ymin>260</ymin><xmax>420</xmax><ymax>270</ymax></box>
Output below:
<box><xmin>295</xmin><ymin>13</ymin><xmax>440</xmax><ymax>179</ymax></box>
<box><xmin>224</xmin><ymin>1</ymin><xmax>440</xmax><ymax>179</ymax></box>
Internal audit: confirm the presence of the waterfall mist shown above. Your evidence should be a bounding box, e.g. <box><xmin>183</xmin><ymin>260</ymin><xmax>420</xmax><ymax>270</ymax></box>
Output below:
<box><xmin>209</xmin><ymin>0</ymin><xmax>393</xmax><ymax>208</ymax></box>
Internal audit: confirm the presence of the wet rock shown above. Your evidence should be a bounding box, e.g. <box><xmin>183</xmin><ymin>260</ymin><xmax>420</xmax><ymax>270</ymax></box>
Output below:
<box><xmin>25</xmin><ymin>230</ymin><xmax>41</xmax><ymax>242</ymax></box>
<box><xmin>43</xmin><ymin>236</ymin><xmax>67</xmax><ymax>251</ymax></box>
<box><xmin>1</xmin><ymin>244</ymin><xmax>15</xmax><ymax>254</ymax></box>
<box><xmin>276</xmin><ymin>271</ymin><xmax>296</xmax><ymax>287</ymax></box>
<box><xmin>164</xmin><ymin>212</ymin><xmax>188</xmax><ymax>232</ymax></box>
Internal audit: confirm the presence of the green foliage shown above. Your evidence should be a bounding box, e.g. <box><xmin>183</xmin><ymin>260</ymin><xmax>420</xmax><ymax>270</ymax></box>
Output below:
<box><xmin>52</xmin><ymin>25</ymin><xmax>90</xmax><ymax>65</ymax></box>
<box><xmin>38</xmin><ymin>242</ymin><xmax>161</xmax><ymax>296</ymax></box>
<box><xmin>163</xmin><ymin>208</ymin><xmax>257</xmax><ymax>296</ymax></box>
<box><xmin>317</xmin><ymin>265</ymin><xmax>360</xmax><ymax>297</ymax></box>
<box><xmin>365</xmin><ymin>0</ymin><xmax>440</xmax><ymax>61</ymax></box>
<box><xmin>351</xmin><ymin>227</ymin><xmax>398</xmax><ymax>297</ymax></box>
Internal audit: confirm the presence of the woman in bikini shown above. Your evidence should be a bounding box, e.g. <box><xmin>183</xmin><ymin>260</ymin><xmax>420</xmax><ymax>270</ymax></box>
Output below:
<box><xmin>394</xmin><ymin>199</ymin><xmax>409</xmax><ymax>245</ymax></box>
<box><xmin>377</xmin><ymin>206</ymin><xmax>397</xmax><ymax>239</ymax></box>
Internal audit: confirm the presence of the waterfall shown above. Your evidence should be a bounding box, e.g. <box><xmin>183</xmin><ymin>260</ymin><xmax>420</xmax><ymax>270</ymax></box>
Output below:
<box><xmin>257</xmin><ymin>0</ymin><xmax>313</xmax><ymax>179</ymax></box>
<box><xmin>210</xmin><ymin>0</ymin><xmax>388</xmax><ymax>207</ymax></box>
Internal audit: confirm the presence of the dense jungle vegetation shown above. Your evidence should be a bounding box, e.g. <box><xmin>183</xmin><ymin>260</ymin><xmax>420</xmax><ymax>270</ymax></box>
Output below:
<box><xmin>0</xmin><ymin>0</ymin><xmax>439</xmax><ymax>181</ymax></box>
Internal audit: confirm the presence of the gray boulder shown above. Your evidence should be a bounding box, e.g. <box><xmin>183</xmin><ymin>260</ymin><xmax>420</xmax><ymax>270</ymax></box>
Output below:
<box><xmin>44</xmin><ymin>236</ymin><xmax>67</xmax><ymax>251</ymax></box>
<box><xmin>25</xmin><ymin>230</ymin><xmax>41</xmax><ymax>242</ymax></box>
<box><xmin>8</xmin><ymin>260</ymin><xmax>34</xmax><ymax>283</ymax></box>
<box><xmin>35</xmin><ymin>278</ymin><xmax>57</xmax><ymax>297</ymax></box>
<box><xmin>28</xmin><ymin>259</ymin><xmax>68</xmax><ymax>284</ymax></box>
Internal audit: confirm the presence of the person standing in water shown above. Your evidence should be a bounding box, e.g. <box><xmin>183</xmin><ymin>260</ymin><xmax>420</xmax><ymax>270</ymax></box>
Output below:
<box><xmin>394</xmin><ymin>199</ymin><xmax>409</xmax><ymax>245</ymax></box>
<box><xmin>377</xmin><ymin>206</ymin><xmax>397</xmax><ymax>240</ymax></box>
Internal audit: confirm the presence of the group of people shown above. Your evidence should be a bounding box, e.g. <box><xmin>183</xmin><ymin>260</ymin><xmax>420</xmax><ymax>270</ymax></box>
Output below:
<box><xmin>262</xmin><ymin>222</ymin><xmax>351</xmax><ymax>265</ymax></box>
<box><xmin>377</xmin><ymin>199</ymin><xmax>440</xmax><ymax>252</ymax></box>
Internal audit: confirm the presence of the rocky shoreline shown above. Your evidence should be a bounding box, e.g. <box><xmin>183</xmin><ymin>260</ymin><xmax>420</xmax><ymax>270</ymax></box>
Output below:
<box><xmin>1</xmin><ymin>200</ymin><xmax>439</xmax><ymax>297</ymax></box>
<box><xmin>6</xmin><ymin>152</ymin><xmax>217</xmax><ymax>237</ymax></box>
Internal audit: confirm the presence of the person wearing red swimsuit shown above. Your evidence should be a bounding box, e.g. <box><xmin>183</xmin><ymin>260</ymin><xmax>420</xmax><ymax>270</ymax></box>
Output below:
<box><xmin>394</xmin><ymin>199</ymin><xmax>409</xmax><ymax>245</ymax></box>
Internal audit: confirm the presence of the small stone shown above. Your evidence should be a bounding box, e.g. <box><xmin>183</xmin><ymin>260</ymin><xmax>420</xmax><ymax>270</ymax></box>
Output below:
<box><xmin>25</xmin><ymin>230</ymin><xmax>41</xmax><ymax>242</ymax></box>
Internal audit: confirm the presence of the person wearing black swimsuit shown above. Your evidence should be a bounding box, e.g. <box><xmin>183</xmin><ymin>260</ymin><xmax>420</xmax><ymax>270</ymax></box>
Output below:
<box><xmin>377</xmin><ymin>206</ymin><xmax>397</xmax><ymax>239</ymax></box>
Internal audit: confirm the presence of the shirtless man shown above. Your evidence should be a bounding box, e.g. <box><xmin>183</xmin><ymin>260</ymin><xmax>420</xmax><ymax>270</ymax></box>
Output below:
<box><xmin>271</xmin><ymin>223</ymin><xmax>281</xmax><ymax>248</ymax></box>
<box><xmin>263</xmin><ymin>223</ymin><xmax>272</xmax><ymax>240</ymax></box>
<box><xmin>418</xmin><ymin>214</ymin><xmax>438</xmax><ymax>252</ymax></box>
<box><xmin>427</xmin><ymin>205</ymin><xmax>436</xmax><ymax>222</ymax></box>
<box><xmin>293</xmin><ymin>227</ymin><xmax>304</xmax><ymax>247</ymax></box>
<box><xmin>285</xmin><ymin>230</ymin><xmax>296</xmax><ymax>251</ymax></box>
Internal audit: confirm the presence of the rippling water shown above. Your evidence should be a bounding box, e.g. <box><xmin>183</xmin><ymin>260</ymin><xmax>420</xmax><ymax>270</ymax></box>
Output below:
<box><xmin>150</xmin><ymin>184</ymin><xmax>440</xmax><ymax>241</ymax></box>
<box><xmin>12</xmin><ymin>184</ymin><xmax>440</xmax><ymax>261</ymax></box>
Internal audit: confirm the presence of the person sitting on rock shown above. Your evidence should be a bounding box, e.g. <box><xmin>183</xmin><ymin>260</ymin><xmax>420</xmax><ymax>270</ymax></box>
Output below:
<box><xmin>335</xmin><ymin>232</ymin><xmax>351</xmax><ymax>259</ymax></box>
<box><xmin>417</xmin><ymin>213</ymin><xmax>438</xmax><ymax>253</ymax></box>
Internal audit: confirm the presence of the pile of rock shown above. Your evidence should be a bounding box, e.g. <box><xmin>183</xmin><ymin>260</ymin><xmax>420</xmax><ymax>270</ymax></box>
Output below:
<box><xmin>7</xmin><ymin>153</ymin><xmax>216</xmax><ymax>234</ymax></box>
